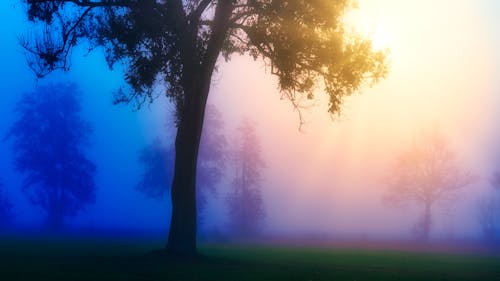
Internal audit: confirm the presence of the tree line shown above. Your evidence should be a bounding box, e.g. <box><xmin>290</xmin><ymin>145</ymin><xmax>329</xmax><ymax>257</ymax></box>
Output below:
<box><xmin>1</xmin><ymin>82</ymin><xmax>267</xmax><ymax>238</ymax></box>
<box><xmin>1</xmin><ymin>83</ymin><xmax>499</xmax><ymax>244</ymax></box>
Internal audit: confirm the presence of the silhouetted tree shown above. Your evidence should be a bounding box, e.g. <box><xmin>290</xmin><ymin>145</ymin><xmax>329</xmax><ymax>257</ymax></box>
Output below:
<box><xmin>21</xmin><ymin>0</ymin><xmax>387</xmax><ymax>254</ymax></box>
<box><xmin>136</xmin><ymin>105</ymin><xmax>226</xmax><ymax>223</ymax></box>
<box><xmin>383</xmin><ymin>131</ymin><xmax>476</xmax><ymax>241</ymax></box>
<box><xmin>226</xmin><ymin>119</ymin><xmax>265</xmax><ymax>237</ymax></box>
<box><xmin>0</xmin><ymin>179</ymin><xmax>13</xmax><ymax>228</ymax></box>
<box><xmin>7</xmin><ymin>83</ymin><xmax>96</xmax><ymax>230</ymax></box>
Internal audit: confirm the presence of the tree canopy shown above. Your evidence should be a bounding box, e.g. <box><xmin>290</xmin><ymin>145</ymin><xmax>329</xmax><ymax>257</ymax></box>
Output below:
<box><xmin>22</xmin><ymin>0</ymin><xmax>387</xmax><ymax>117</ymax></box>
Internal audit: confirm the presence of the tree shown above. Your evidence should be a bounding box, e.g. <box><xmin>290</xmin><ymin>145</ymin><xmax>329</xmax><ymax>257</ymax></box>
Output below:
<box><xmin>136</xmin><ymin>105</ymin><xmax>226</xmax><ymax>224</ymax></box>
<box><xmin>136</xmin><ymin>138</ymin><xmax>174</xmax><ymax>200</ymax></box>
<box><xmin>0</xmin><ymin>179</ymin><xmax>13</xmax><ymax>228</ymax></box>
<box><xmin>7</xmin><ymin>83</ymin><xmax>96</xmax><ymax>230</ymax></box>
<box><xmin>383</xmin><ymin>131</ymin><xmax>476</xmax><ymax>241</ymax></box>
<box><xmin>195</xmin><ymin>104</ymin><xmax>227</xmax><ymax>215</ymax></box>
<box><xmin>477</xmin><ymin>172</ymin><xmax>500</xmax><ymax>242</ymax></box>
<box><xmin>491</xmin><ymin>171</ymin><xmax>500</xmax><ymax>192</ymax></box>
<box><xmin>21</xmin><ymin>0</ymin><xmax>387</xmax><ymax>255</ymax></box>
<box><xmin>226</xmin><ymin>119</ymin><xmax>265</xmax><ymax>237</ymax></box>
<box><xmin>477</xmin><ymin>197</ymin><xmax>498</xmax><ymax>242</ymax></box>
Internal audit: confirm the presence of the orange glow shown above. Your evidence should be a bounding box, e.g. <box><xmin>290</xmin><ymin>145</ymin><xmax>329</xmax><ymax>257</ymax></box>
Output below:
<box><xmin>207</xmin><ymin>0</ymin><xmax>499</xmax><ymax>238</ymax></box>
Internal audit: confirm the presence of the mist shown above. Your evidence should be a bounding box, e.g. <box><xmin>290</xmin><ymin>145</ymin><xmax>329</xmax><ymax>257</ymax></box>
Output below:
<box><xmin>0</xmin><ymin>0</ymin><xmax>499</xmax><ymax>248</ymax></box>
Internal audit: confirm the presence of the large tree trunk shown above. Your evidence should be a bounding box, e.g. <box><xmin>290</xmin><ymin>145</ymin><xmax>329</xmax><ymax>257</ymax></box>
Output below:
<box><xmin>165</xmin><ymin>0</ymin><xmax>232</xmax><ymax>255</ymax></box>
<box><xmin>166</xmin><ymin>74</ymin><xmax>210</xmax><ymax>256</ymax></box>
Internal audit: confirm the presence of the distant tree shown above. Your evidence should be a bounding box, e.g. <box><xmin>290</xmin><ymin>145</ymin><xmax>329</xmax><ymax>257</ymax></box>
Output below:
<box><xmin>477</xmin><ymin>197</ymin><xmax>498</xmax><ymax>242</ymax></box>
<box><xmin>196</xmin><ymin>105</ymin><xmax>227</xmax><ymax>212</ymax></box>
<box><xmin>136</xmin><ymin>105</ymin><xmax>227</xmax><ymax>223</ymax></box>
<box><xmin>383</xmin><ymin>131</ymin><xmax>476</xmax><ymax>241</ymax></box>
<box><xmin>226</xmin><ymin>119</ymin><xmax>265</xmax><ymax>237</ymax></box>
<box><xmin>7</xmin><ymin>83</ymin><xmax>96</xmax><ymax>230</ymax></box>
<box><xmin>491</xmin><ymin>172</ymin><xmax>500</xmax><ymax>191</ymax></box>
<box><xmin>477</xmin><ymin>172</ymin><xmax>500</xmax><ymax>242</ymax></box>
<box><xmin>21</xmin><ymin>0</ymin><xmax>387</xmax><ymax>255</ymax></box>
<box><xmin>136</xmin><ymin>138</ymin><xmax>174</xmax><ymax>200</ymax></box>
<box><xmin>0</xmin><ymin>179</ymin><xmax>13</xmax><ymax>228</ymax></box>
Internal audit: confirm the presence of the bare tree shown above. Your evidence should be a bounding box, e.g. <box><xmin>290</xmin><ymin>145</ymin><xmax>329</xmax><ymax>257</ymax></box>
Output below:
<box><xmin>383</xmin><ymin>131</ymin><xmax>476</xmax><ymax>241</ymax></box>
<box><xmin>226</xmin><ymin>119</ymin><xmax>265</xmax><ymax>237</ymax></box>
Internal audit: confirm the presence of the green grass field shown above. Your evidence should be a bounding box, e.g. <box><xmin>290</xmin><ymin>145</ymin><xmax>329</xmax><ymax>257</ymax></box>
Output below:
<box><xmin>0</xmin><ymin>237</ymin><xmax>499</xmax><ymax>280</ymax></box>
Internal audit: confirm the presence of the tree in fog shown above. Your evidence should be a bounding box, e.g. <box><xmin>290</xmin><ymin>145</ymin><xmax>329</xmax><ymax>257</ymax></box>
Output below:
<box><xmin>226</xmin><ymin>119</ymin><xmax>265</xmax><ymax>237</ymax></box>
<box><xmin>478</xmin><ymin>197</ymin><xmax>498</xmax><ymax>241</ymax></box>
<box><xmin>491</xmin><ymin>171</ymin><xmax>500</xmax><ymax>191</ymax></box>
<box><xmin>196</xmin><ymin>105</ymin><xmax>227</xmax><ymax>214</ymax></box>
<box><xmin>136</xmin><ymin>138</ymin><xmax>174</xmax><ymax>200</ymax></box>
<box><xmin>21</xmin><ymin>0</ymin><xmax>387</xmax><ymax>254</ymax></box>
<box><xmin>477</xmin><ymin>172</ymin><xmax>500</xmax><ymax>241</ymax></box>
<box><xmin>7</xmin><ymin>83</ymin><xmax>96</xmax><ymax>230</ymax></box>
<box><xmin>136</xmin><ymin>105</ymin><xmax>227</xmax><ymax>223</ymax></box>
<box><xmin>0</xmin><ymin>179</ymin><xmax>13</xmax><ymax>228</ymax></box>
<box><xmin>383</xmin><ymin>131</ymin><xmax>476</xmax><ymax>241</ymax></box>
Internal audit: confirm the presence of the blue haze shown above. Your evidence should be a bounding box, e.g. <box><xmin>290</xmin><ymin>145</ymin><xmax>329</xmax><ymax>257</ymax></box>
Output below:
<box><xmin>0</xmin><ymin>1</ymin><xmax>174</xmax><ymax>233</ymax></box>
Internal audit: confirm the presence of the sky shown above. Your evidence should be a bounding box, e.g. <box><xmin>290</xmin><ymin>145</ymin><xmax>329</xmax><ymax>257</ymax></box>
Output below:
<box><xmin>0</xmin><ymin>0</ymin><xmax>499</xmax><ymax>240</ymax></box>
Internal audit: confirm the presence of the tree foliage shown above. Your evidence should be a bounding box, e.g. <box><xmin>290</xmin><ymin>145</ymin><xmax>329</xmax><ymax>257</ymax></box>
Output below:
<box><xmin>226</xmin><ymin>119</ymin><xmax>265</xmax><ymax>237</ymax></box>
<box><xmin>383</xmin><ymin>131</ymin><xmax>476</xmax><ymax>241</ymax></box>
<box><xmin>7</xmin><ymin>83</ymin><xmax>96</xmax><ymax>229</ymax></box>
<box><xmin>21</xmin><ymin>0</ymin><xmax>387</xmax><ymax>118</ymax></box>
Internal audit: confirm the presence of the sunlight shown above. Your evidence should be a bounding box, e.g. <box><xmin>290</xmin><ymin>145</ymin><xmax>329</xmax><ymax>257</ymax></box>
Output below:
<box><xmin>347</xmin><ymin>3</ymin><xmax>395</xmax><ymax>52</ymax></box>
<box><xmin>370</xmin><ymin>25</ymin><xmax>392</xmax><ymax>51</ymax></box>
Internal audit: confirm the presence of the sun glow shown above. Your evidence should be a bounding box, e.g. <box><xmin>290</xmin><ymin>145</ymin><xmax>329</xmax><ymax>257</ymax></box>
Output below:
<box><xmin>346</xmin><ymin>4</ymin><xmax>397</xmax><ymax>53</ymax></box>
<box><xmin>370</xmin><ymin>25</ymin><xmax>392</xmax><ymax>51</ymax></box>
<box><xmin>209</xmin><ymin>0</ymin><xmax>498</xmax><ymax>236</ymax></box>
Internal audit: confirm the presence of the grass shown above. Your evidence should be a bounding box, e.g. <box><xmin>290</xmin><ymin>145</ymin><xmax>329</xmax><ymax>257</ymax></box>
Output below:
<box><xmin>0</xmin><ymin>236</ymin><xmax>499</xmax><ymax>280</ymax></box>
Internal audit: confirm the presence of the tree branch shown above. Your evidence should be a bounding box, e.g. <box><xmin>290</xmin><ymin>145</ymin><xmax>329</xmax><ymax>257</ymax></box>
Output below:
<box><xmin>189</xmin><ymin>0</ymin><xmax>213</xmax><ymax>23</ymax></box>
<box><xmin>202</xmin><ymin>0</ymin><xmax>234</xmax><ymax>72</ymax></box>
<box><xmin>28</xmin><ymin>0</ymin><xmax>132</xmax><ymax>8</ymax></box>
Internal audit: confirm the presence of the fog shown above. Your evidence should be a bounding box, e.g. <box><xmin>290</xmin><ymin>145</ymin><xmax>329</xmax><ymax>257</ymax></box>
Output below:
<box><xmin>0</xmin><ymin>0</ymin><xmax>500</xmax><ymax>244</ymax></box>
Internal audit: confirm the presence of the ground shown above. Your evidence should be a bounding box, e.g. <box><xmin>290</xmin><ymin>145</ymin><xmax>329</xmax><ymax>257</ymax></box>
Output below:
<box><xmin>0</xmin><ymin>236</ymin><xmax>499</xmax><ymax>280</ymax></box>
